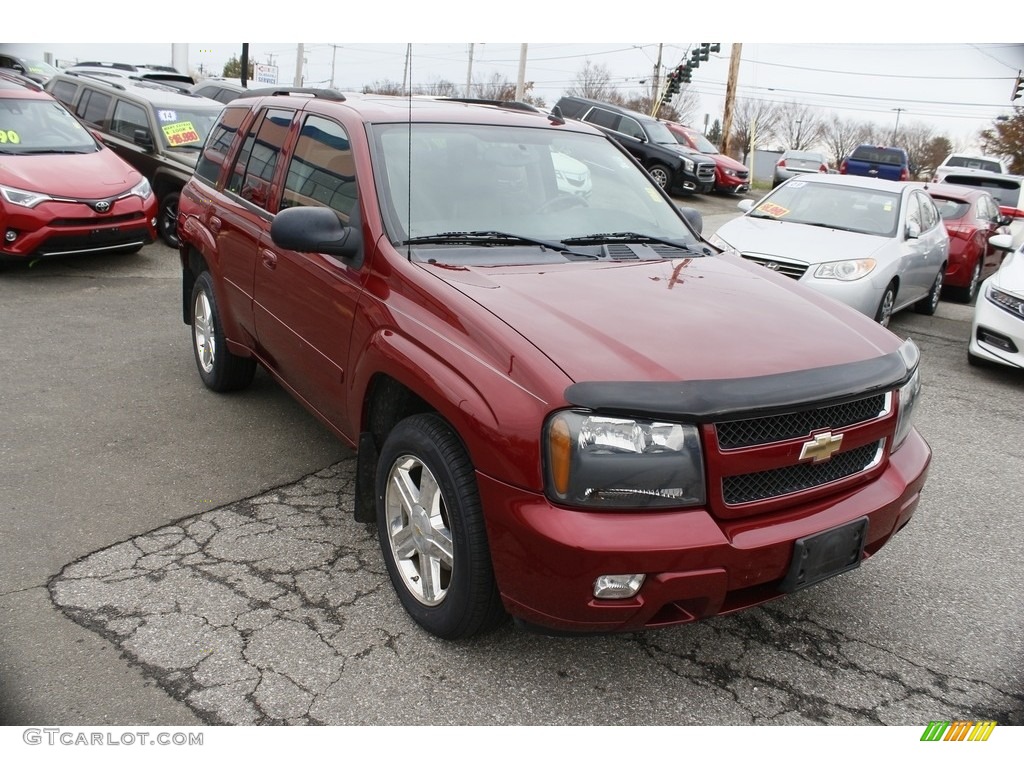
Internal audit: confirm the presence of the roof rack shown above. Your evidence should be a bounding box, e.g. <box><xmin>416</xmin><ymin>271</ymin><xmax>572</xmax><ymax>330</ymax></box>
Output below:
<box><xmin>63</xmin><ymin>71</ymin><xmax>128</xmax><ymax>90</ymax></box>
<box><xmin>73</xmin><ymin>61</ymin><xmax>138</xmax><ymax>72</ymax></box>
<box><xmin>439</xmin><ymin>97</ymin><xmax>540</xmax><ymax>113</ymax></box>
<box><xmin>240</xmin><ymin>87</ymin><xmax>346</xmax><ymax>102</ymax></box>
<box><xmin>0</xmin><ymin>69</ymin><xmax>43</xmax><ymax>91</ymax></box>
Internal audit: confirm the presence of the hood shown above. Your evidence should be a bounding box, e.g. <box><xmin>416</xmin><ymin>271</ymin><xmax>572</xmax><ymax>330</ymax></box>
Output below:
<box><xmin>711</xmin><ymin>153</ymin><xmax>748</xmax><ymax>172</ymax></box>
<box><xmin>421</xmin><ymin>253</ymin><xmax>897</xmax><ymax>385</ymax></box>
<box><xmin>713</xmin><ymin>216</ymin><xmax>889</xmax><ymax>266</ymax></box>
<box><xmin>992</xmin><ymin>248</ymin><xmax>1024</xmax><ymax>294</ymax></box>
<box><xmin>0</xmin><ymin>149</ymin><xmax>139</xmax><ymax>198</ymax></box>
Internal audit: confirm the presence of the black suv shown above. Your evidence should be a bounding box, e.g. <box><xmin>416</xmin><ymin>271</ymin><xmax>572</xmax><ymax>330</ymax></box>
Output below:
<box><xmin>554</xmin><ymin>96</ymin><xmax>716</xmax><ymax>196</ymax></box>
<box><xmin>45</xmin><ymin>71</ymin><xmax>224</xmax><ymax>246</ymax></box>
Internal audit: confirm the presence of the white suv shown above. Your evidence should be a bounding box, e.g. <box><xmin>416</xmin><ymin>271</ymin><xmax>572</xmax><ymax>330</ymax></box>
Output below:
<box><xmin>933</xmin><ymin>153</ymin><xmax>1008</xmax><ymax>181</ymax></box>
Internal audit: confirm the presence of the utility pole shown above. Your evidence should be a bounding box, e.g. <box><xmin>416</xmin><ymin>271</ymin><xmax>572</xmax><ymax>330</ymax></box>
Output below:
<box><xmin>720</xmin><ymin>43</ymin><xmax>742</xmax><ymax>157</ymax></box>
<box><xmin>465</xmin><ymin>43</ymin><xmax>475</xmax><ymax>98</ymax></box>
<box><xmin>891</xmin><ymin>108</ymin><xmax>905</xmax><ymax>143</ymax></box>
<box><xmin>515</xmin><ymin>44</ymin><xmax>528</xmax><ymax>101</ymax></box>
<box><xmin>293</xmin><ymin>43</ymin><xmax>304</xmax><ymax>87</ymax></box>
<box><xmin>652</xmin><ymin>43</ymin><xmax>663</xmax><ymax>108</ymax></box>
<box><xmin>329</xmin><ymin>44</ymin><xmax>341</xmax><ymax>89</ymax></box>
<box><xmin>402</xmin><ymin>44</ymin><xmax>412</xmax><ymax>95</ymax></box>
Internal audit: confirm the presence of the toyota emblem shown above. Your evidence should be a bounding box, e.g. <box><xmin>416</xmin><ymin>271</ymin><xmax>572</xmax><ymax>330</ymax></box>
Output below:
<box><xmin>93</xmin><ymin>200</ymin><xmax>111</xmax><ymax>213</ymax></box>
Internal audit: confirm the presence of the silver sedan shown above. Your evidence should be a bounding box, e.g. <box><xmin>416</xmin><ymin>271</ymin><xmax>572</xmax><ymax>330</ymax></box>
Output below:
<box><xmin>708</xmin><ymin>174</ymin><xmax>949</xmax><ymax>326</ymax></box>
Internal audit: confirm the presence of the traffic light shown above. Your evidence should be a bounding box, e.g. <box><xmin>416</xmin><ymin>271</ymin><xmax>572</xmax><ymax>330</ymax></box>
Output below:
<box><xmin>679</xmin><ymin>63</ymin><xmax>692</xmax><ymax>84</ymax></box>
<box><xmin>1014</xmin><ymin>71</ymin><xmax>1023</xmax><ymax>101</ymax></box>
<box><xmin>689</xmin><ymin>48</ymin><xmax>701</xmax><ymax>67</ymax></box>
<box><xmin>698</xmin><ymin>43</ymin><xmax>711</xmax><ymax>61</ymax></box>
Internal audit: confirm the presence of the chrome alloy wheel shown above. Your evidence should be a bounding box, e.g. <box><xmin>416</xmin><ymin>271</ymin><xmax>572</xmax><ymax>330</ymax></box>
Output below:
<box><xmin>193</xmin><ymin>290</ymin><xmax>215</xmax><ymax>374</ymax></box>
<box><xmin>384</xmin><ymin>455</ymin><xmax>454</xmax><ymax>606</ymax></box>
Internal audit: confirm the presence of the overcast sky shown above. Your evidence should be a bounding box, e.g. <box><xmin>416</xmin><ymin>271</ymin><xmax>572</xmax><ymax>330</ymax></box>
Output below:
<box><xmin>7</xmin><ymin>4</ymin><xmax>1022</xmax><ymax>151</ymax></box>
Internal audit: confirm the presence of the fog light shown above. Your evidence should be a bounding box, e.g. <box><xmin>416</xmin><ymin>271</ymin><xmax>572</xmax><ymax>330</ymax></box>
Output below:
<box><xmin>593</xmin><ymin>573</ymin><xmax>645</xmax><ymax>599</ymax></box>
<box><xmin>4</xmin><ymin>230</ymin><xmax>16</xmax><ymax>243</ymax></box>
<box><xmin>151</xmin><ymin>217</ymin><xmax>158</xmax><ymax>228</ymax></box>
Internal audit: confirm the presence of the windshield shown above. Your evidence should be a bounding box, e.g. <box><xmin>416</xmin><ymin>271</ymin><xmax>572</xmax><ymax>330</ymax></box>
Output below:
<box><xmin>154</xmin><ymin>104</ymin><xmax>223</xmax><ymax>149</ymax></box>
<box><xmin>645</xmin><ymin>120</ymin><xmax>679</xmax><ymax>145</ymax></box>
<box><xmin>0</xmin><ymin>97</ymin><xmax>97</xmax><ymax>154</ymax></box>
<box><xmin>681</xmin><ymin>129</ymin><xmax>718</xmax><ymax>154</ymax></box>
<box><xmin>932</xmin><ymin>198</ymin><xmax>969</xmax><ymax>220</ymax></box>
<box><xmin>370</xmin><ymin>122</ymin><xmax>698</xmax><ymax>260</ymax></box>
<box><xmin>748</xmin><ymin>180</ymin><xmax>901</xmax><ymax>237</ymax></box>
<box><xmin>21</xmin><ymin>59</ymin><xmax>61</xmax><ymax>78</ymax></box>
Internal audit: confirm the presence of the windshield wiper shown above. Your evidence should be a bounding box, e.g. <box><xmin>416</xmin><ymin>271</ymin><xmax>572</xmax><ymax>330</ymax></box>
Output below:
<box><xmin>561</xmin><ymin>231</ymin><xmax>698</xmax><ymax>251</ymax></box>
<box><xmin>17</xmin><ymin>148</ymin><xmax>92</xmax><ymax>155</ymax></box>
<box><xmin>401</xmin><ymin>230</ymin><xmax>596</xmax><ymax>258</ymax></box>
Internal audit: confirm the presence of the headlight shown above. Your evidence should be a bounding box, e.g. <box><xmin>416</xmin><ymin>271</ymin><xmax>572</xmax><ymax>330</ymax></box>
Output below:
<box><xmin>707</xmin><ymin>233</ymin><xmax>731</xmax><ymax>250</ymax></box>
<box><xmin>128</xmin><ymin>177</ymin><xmax>153</xmax><ymax>200</ymax></box>
<box><xmin>544</xmin><ymin>411</ymin><xmax>705</xmax><ymax>508</ymax></box>
<box><xmin>681</xmin><ymin>157</ymin><xmax>695</xmax><ymax>172</ymax></box>
<box><xmin>893</xmin><ymin>339</ymin><xmax>921</xmax><ymax>449</ymax></box>
<box><xmin>814</xmin><ymin>259</ymin><xmax>877</xmax><ymax>280</ymax></box>
<box><xmin>986</xmin><ymin>284</ymin><xmax>1024</xmax><ymax>319</ymax></box>
<box><xmin>0</xmin><ymin>184</ymin><xmax>51</xmax><ymax>208</ymax></box>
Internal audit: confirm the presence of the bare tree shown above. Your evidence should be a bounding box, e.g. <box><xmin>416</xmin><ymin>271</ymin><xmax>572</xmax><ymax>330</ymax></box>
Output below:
<box><xmin>420</xmin><ymin>78</ymin><xmax>459</xmax><ymax>97</ymax></box>
<box><xmin>823</xmin><ymin>116</ymin><xmax>870</xmax><ymax>168</ymax></box>
<box><xmin>567</xmin><ymin>60</ymin><xmax>617</xmax><ymax>101</ymax></box>
<box><xmin>362</xmin><ymin>79</ymin><xmax>404</xmax><ymax>96</ymax></box>
<box><xmin>899</xmin><ymin>122</ymin><xmax>943</xmax><ymax>179</ymax></box>
<box><xmin>775</xmin><ymin>102</ymin><xmax>826</xmax><ymax>151</ymax></box>
<box><xmin>729</xmin><ymin>99</ymin><xmax>780</xmax><ymax>162</ymax></box>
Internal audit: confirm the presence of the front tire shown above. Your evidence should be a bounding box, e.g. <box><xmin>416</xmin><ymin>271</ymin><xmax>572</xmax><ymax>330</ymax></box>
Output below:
<box><xmin>159</xmin><ymin>191</ymin><xmax>181</xmax><ymax>248</ymax></box>
<box><xmin>647</xmin><ymin>164</ymin><xmax>671</xmax><ymax>189</ymax></box>
<box><xmin>376</xmin><ymin>413</ymin><xmax>505</xmax><ymax>639</ymax></box>
<box><xmin>874</xmin><ymin>281</ymin><xmax>897</xmax><ymax>327</ymax></box>
<box><xmin>915</xmin><ymin>268</ymin><xmax>944</xmax><ymax>315</ymax></box>
<box><xmin>190</xmin><ymin>271</ymin><xmax>256</xmax><ymax>392</ymax></box>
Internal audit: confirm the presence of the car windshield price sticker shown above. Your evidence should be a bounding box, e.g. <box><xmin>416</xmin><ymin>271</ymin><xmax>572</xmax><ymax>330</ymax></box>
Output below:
<box><xmin>756</xmin><ymin>202</ymin><xmax>790</xmax><ymax>218</ymax></box>
<box><xmin>162</xmin><ymin>121</ymin><xmax>201</xmax><ymax>146</ymax></box>
<box><xmin>0</xmin><ymin>129</ymin><xmax>21</xmax><ymax>144</ymax></box>
<box><xmin>157</xmin><ymin>110</ymin><xmax>178</xmax><ymax>122</ymax></box>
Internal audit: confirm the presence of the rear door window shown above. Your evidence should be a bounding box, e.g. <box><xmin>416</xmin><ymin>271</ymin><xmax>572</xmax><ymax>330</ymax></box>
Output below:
<box><xmin>227</xmin><ymin>107</ymin><xmax>293</xmax><ymax>211</ymax></box>
<box><xmin>77</xmin><ymin>89</ymin><xmax>111</xmax><ymax>127</ymax></box>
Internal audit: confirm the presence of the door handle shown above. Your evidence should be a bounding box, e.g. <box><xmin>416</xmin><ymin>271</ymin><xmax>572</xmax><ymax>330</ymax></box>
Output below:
<box><xmin>209</xmin><ymin>215</ymin><xmax>222</xmax><ymax>234</ymax></box>
<box><xmin>261</xmin><ymin>249</ymin><xmax>278</xmax><ymax>270</ymax></box>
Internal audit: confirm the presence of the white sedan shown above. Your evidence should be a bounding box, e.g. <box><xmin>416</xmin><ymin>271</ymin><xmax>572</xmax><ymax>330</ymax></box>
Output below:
<box><xmin>969</xmin><ymin>233</ymin><xmax>1024</xmax><ymax>370</ymax></box>
<box><xmin>709</xmin><ymin>174</ymin><xmax>949</xmax><ymax>326</ymax></box>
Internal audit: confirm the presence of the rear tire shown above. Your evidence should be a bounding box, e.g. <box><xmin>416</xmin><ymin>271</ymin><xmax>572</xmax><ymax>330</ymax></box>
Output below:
<box><xmin>159</xmin><ymin>191</ymin><xmax>181</xmax><ymax>248</ymax></box>
<box><xmin>190</xmin><ymin>271</ymin><xmax>256</xmax><ymax>392</ymax></box>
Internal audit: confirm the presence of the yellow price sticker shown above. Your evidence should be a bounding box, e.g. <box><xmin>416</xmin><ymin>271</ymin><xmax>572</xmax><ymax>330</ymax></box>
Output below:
<box><xmin>756</xmin><ymin>202</ymin><xmax>790</xmax><ymax>218</ymax></box>
<box><xmin>162</xmin><ymin>121</ymin><xmax>201</xmax><ymax>147</ymax></box>
<box><xmin>0</xmin><ymin>130</ymin><xmax>21</xmax><ymax>144</ymax></box>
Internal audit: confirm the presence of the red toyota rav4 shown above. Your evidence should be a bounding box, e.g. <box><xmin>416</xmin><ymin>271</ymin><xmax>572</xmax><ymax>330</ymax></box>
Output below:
<box><xmin>0</xmin><ymin>71</ymin><xmax>156</xmax><ymax>262</ymax></box>
<box><xmin>177</xmin><ymin>89</ymin><xmax>931</xmax><ymax>639</ymax></box>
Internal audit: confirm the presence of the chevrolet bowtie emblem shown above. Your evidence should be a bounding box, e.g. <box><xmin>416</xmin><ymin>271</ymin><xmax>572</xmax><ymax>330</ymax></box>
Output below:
<box><xmin>800</xmin><ymin>431</ymin><xmax>844</xmax><ymax>463</ymax></box>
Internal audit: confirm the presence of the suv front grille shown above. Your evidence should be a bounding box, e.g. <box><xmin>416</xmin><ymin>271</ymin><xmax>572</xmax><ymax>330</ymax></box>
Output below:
<box><xmin>740</xmin><ymin>253</ymin><xmax>807</xmax><ymax>279</ymax></box>
<box><xmin>716</xmin><ymin>394</ymin><xmax>889</xmax><ymax>449</ymax></box>
<box><xmin>696</xmin><ymin>163</ymin><xmax>716</xmax><ymax>182</ymax></box>
<box><xmin>722</xmin><ymin>440</ymin><xmax>884</xmax><ymax>505</ymax></box>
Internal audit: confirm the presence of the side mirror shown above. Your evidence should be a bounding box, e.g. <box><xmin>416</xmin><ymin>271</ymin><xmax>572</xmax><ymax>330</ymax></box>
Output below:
<box><xmin>133</xmin><ymin>128</ymin><xmax>154</xmax><ymax>150</ymax></box>
<box><xmin>738</xmin><ymin>199</ymin><xmax>754</xmax><ymax>213</ymax></box>
<box><xmin>905</xmin><ymin>220</ymin><xmax>921</xmax><ymax>240</ymax></box>
<box><xmin>271</xmin><ymin>205</ymin><xmax>362</xmax><ymax>262</ymax></box>
<box><xmin>998</xmin><ymin>214</ymin><xmax>1013</xmax><ymax>227</ymax></box>
<box><xmin>677</xmin><ymin>205</ymin><xmax>703</xmax><ymax>235</ymax></box>
<box><xmin>989</xmin><ymin>233</ymin><xmax>1014</xmax><ymax>251</ymax></box>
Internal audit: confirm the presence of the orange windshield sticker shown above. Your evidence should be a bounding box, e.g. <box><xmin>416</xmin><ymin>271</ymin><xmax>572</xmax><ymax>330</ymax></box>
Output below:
<box><xmin>162</xmin><ymin>121</ymin><xmax>200</xmax><ymax>146</ymax></box>
<box><xmin>0</xmin><ymin>130</ymin><xmax>22</xmax><ymax>144</ymax></box>
<box><xmin>757</xmin><ymin>202</ymin><xmax>790</xmax><ymax>217</ymax></box>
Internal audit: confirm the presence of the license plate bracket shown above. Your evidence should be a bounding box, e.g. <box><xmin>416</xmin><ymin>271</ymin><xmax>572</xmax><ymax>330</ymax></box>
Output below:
<box><xmin>781</xmin><ymin>517</ymin><xmax>868</xmax><ymax>593</ymax></box>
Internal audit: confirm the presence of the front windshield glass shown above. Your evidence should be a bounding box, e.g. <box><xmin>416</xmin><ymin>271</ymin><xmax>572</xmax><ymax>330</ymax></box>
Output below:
<box><xmin>154</xmin><ymin>104</ymin><xmax>223</xmax><ymax>149</ymax></box>
<box><xmin>749</xmin><ymin>180</ymin><xmax>901</xmax><ymax>237</ymax></box>
<box><xmin>683</xmin><ymin>129</ymin><xmax>718</xmax><ymax>154</ymax></box>
<box><xmin>371</xmin><ymin>122</ymin><xmax>698</xmax><ymax>255</ymax></box>
<box><xmin>644</xmin><ymin>120</ymin><xmax>679</xmax><ymax>145</ymax></box>
<box><xmin>0</xmin><ymin>97</ymin><xmax>97</xmax><ymax>154</ymax></box>
<box><xmin>22</xmin><ymin>59</ymin><xmax>61</xmax><ymax>78</ymax></box>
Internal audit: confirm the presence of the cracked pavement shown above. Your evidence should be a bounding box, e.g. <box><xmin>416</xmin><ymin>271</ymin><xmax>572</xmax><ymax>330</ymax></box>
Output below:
<box><xmin>49</xmin><ymin>460</ymin><xmax>1024</xmax><ymax>726</ymax></box>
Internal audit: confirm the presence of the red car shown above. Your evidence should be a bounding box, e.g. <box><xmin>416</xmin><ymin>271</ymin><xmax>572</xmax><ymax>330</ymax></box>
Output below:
<box><xmin>178</xmin><ymin>90</ymin><xmax>930</xmax><ymax>639</ymax></box>
<box><xmin>920</xmin><ymin>182</ymin><xmax>1011</xmax><ymax>303</ymax></box>
<box><xmin>667</xmin><ymin>122</ymin><xmax>750</xmax><ymax>194</ymax></box>
<box><xmin>0</xmin><ymin>72</ymin><xmax>156</xmax><ymax>263</ymax></box>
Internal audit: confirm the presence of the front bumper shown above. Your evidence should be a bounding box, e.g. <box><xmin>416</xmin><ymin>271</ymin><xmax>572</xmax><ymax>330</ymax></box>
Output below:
<box><xmin>0</xmin><ymin>197</ymin><xmax>157</xmax><ymax>262</ymax></box>
<box><xmin>969</xmin><ymin>282</ymin><xmax>1024</xmax><ymax>368</ymax></box>
<box><xmin>479</xmin><ymin>430</ymin><xmax>930</xmax><ymax>633</ymax></box>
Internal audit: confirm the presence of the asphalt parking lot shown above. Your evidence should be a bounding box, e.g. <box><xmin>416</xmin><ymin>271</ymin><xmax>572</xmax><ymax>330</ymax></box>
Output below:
<box><xmin>1</xmin><ymin>195</ymin><xmax>1022</xmax><ymax>726</ymax></box>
